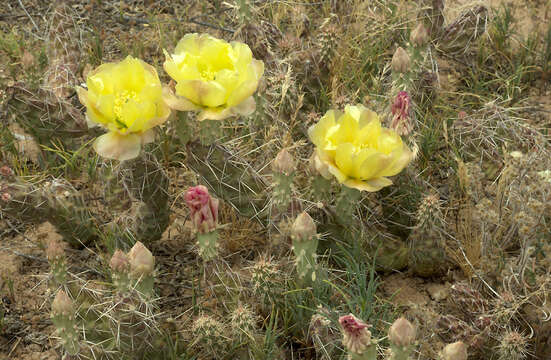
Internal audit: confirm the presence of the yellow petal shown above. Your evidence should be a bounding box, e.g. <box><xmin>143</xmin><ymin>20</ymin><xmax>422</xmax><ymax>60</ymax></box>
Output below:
<box><xmin>231</xmin><ymin>41</ymin><xmax>253</xmax><ymax>73</ymax></box>
<box><xmin>344</xmin><ymin>104</ymin><xmax>364</xmax><ymax>121</ymax></box>
<box><xmin>86</xmin><ymin>106</ymin><xmax>109</xmax><ymax>127</ymax></box>
<box><xmin>357</xmin><ymin>114</ymin><xmax>382</xmax><ymax>148</ymax></box>
<box><xmin>174</xmin><ymin>33</ymin><xmax>201</xmax><ymax>55</ymax></box>
<box><xmin>344</xmin><ymin>177</ymin><xmax>393</xmax><ymax>192</ymax></box>
<box><xmin>326</xmin><ymin>162</ymin><xmax>348</xmax><ymax>183</ymax></box>
<box><xmin>116</xmin><ymin>56</ymin><xmax>146</xmax><ymax>92</ymax></box>
<box><xmin>226</xmin><ymin>59</ymin><xmax>264</xmax><ymax>107</ymax></box>
<box><xmin>358</xmin><ymin>152</ymin><xmax>392</xmax><ymax>180</ymax></box>
<box><xmin>85</xmin><ymin>114</ymin><xmax>98</xmax><ymax>128</ymax></box>
<box><xmin>308</xmin><ymin>110</ymin><xmax>337</xmax><ymax>148</ymax></box>
<box><xmin>333</xmin><ymin>111</ymin><xmax>358</xmax><ymax>145</ymax></box>
<box><xmin>313</xmin><ymin>152</ymin><xmax>332</xmax><ymax>179</ymax></box>
<box><xmin>175</xmin><ymin>79</ymin><xmax>227</xmax><ymax>108</ymax></box>
<box><xmin>87</xmin><ymin>63</ymin><xmax>116</xmax><ymax>95</ymax></box>
<box><xmin>197</xmin><ymin>96</ymin><xmax>256</xmax><ymax>121</ymax></box>
<box><xmin>358</xmin><ymin>108</ymin><xmax>379</xmax><ymax>127</ymax></box>
<box><xmin>200</xmin><ymin>39</ymin><xmax>234</xmax><ymax>72</ymax></box>
<box><xmin>232</xmin><ymin>95</ymin><xmax>256</xmax><ymax>116</ymax></box>
<box><xmin>379</xmin><ymin>146</ymin><xmax>413</xmax><ymax>177</ymax></box>
<box><xmin>127</xmin><ymin>101</ymin><xmax>157</xmax><ymax>132</ymax></box>
<box><xmin>214</xmin><ymin>69</ymin><xmax>239</xmax><ymax>98</ymax></box>
<box><xmin>350</xmin><ymin>148</ymin><xmax>378</xmax><ymax>179</ymax></box>
<box><xmin>335</xmin><ymin>143</ymin><xmax>355</xmax><ymax>178</ymax></box>
<box><xmin>77</xmin><ymin>87</ymin><xmax>89</xmax><ymax>107</ymax></box>
<box><xmin>377</xmin><ymin>129</ymin><xmax>403</xmax><ymax>154</ymax></box>
<box><xmin>93</xmin><ymin>132</ymin><xmax>142</xmax><ymax>161</ymax></box>
<box><xmin>138</xmin><ymin>83</ymin><xmax>162</xmax><ymax>103</ymax></box>
<box><xmin>162</xmin><ymin>86</ymin><xmax>200</xmax><ymax>111</ymax></box>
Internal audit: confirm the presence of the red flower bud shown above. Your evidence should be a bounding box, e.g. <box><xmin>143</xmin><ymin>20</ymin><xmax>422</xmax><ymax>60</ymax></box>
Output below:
<box><xmin>185</xmin><ymin>185</ymin><xmax>219</xmax><ymax>234</ymax></box>
<box><xmin>339</xmin><ymin>314</ymin><xmax>372</xmax><ymax>354</ymax></box>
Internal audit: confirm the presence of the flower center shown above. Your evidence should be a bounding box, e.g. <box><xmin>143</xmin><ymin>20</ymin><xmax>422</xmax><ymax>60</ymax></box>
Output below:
<box><xmin>198</xmin><ymin>64</ymin><xmax>216</xmax><ymax>81</ymax></box>
<box><xmin>113</xmin><ymin>90</ymin><xmax>138</xmax><ymax>129</ymax></box>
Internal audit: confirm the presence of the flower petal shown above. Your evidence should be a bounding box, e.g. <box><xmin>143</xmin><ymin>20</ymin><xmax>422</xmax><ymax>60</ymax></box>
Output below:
<box><xmin>335</xmin><ymin>143</ymin><xmax>355</xmax><ymax>178</ymax></box>
<box><xmin>93</xmin><ymin>132</ymin><xmax>142</xmax><ymax>161</ymax></box>
<box><xmin>175</xmin><ymin>79</ymin><xmax>227</xmax><ymax>108</ymax></box>
<box><xmin>226</xmin><ymin>59</ymin><xmax>264</xmax><ymax>107</ymax></box>
<box><xmin>358</xmin><ymin>152</ymin><xmax>392</xmax><ymax>180</ymax></box>
<box><xmin>379</xmin><ymin>145</ymin><xmax>413</xmax><ymax>177</ymax></box>
<box><xmin>326</xmin><ymin>162</ymin><xmax>348</xmax><ymax>183</ymax></box>
<box><xmin>141</xmin><ymin>129</ymin><xmax>156</xmax><ymax>144</ymax></box>
<box><xmin>231</xmin><ymin>95</ymin><xmax>256</xmax><ymax>116</ymax></box>
<box><xmin>162</xmin><ymin>86</ymin><xmax>200</xmax><ymax>111</ymax></box>
<box><xmin>344</xmin><ymin>177</ymin><xmax>393</xmax><ymax>192</ymax></box>
<box><xmin>308</xmin><ymin>110</ymin><xmax>338</xmax><ymax>148</ymax></box>
<box><xmin>333</xmin><ymin>111</ymin><xmax>358</xmax><ymax>144</ymax></box>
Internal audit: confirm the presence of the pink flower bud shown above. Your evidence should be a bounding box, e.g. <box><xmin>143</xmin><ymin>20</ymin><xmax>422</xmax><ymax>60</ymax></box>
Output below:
<box><xmin>109</xmin><ymin>249</ymin><xmax>130</xmax><ymax>273</ymax></box>
<box><xmin>0</xmin><ymin>165</ymin><xmax>13</xmax><ymax>177</ymax></box>
<box><xmin>441</xmin><ymin>341</ymin><xmax>468</xmax><ymax>360</ymax></box>
<box><xmin>128</xmin><ymin>242</ymin><xmax>155</xmax><ymax>277</ymax></box>
<box><xmin>339</xmin><ymin>314</ymin><xmax>372</xmax><ymax>354</ymax></box>
<box><xmin>291</xmin><ymin>212</ymin><xmax>317</xmax><ymax>242</ymax></box>
<box><xmin>51</xmin><ymin>290</ymin><xmax>74</xmax><ymax>316</ymax></box>
<box><xmin>1</xmin><ymin>192</ymin><xmax>11</xmax><ymax>202</ymax></box>
<box><xmin>410</xmin><ymin>23</ymin><xmax>428</xmax><ymax>47</ymax></box>
<box><xmin>273</xmin><ymin>149</ymin><xmax>296</xmax><ymax>175</ymax></box>
<box><xmin>390</xmin><ymin>91</ymin><xmax>413</xmax><ymax>136</ymax></box>
<box><xmin>388</xmin><ymin>317</ymin><xmax>416</xmax><ymax>347</ymax></box>
<box><xmin>184</xmin><ymin>185</ymin><xmax>219</xmax><ymax>234</ymax></box>
<box><xmin>392</xmin><ymin>47</ymin><xmax>410</xmax><ymax>73</ymax></box>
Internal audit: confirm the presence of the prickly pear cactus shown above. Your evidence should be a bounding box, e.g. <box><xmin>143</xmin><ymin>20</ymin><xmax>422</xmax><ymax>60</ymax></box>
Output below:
<box><xmin>408</xmin><ymin>193</ymin><xmax>448</xmax><ymax>277</ymax></box>
<box><xmin>113</xmin><ymin>151</ymin><xmax>170</xmax><ymax>246</ymax></box>
<box><xmin>186</xmin><ymin>141</ymin><xmax>269</xmax><ymax>220</ymax></box>
<box><xmin>0</xmin><ymin>174</ymin><xmax>96</xmax><ymax>247</ymax></box>
<box><xmin>364</xmin><ymin>232</ymin><xmax>409</xmax><ymax>272</ymax></box>
<box><xmin>44</xmin><ymin>179</ymin><xmax>97</xmax><ymax>247</ymax></box>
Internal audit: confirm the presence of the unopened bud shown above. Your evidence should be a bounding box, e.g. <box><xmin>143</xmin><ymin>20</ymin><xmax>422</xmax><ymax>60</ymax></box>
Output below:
<box><xmin>410</xmin><ymin>23</ymin><xmax>428</xmax><ymax>47</ymax></box>
<box><xmin>21</xmin><ymin>50</ymin><xmax>35</xmax><ymax>69</ymax></box>
<box><xmin>441</xmin><ymin>341</ymin><xmax>468</xmax><ymax>360</ymax></box>
<box><xmin>128</xmin><ymin>242</ymin><xmax>154</xmax><ymax>277</ymax></box>
<box><xmin>1</xmin><ymin>192</ymin><xmax>11</xmax><ymax>202</ymax></box>
<box><xmin>273</xmin><ymin>149</ymin><xmax>296</xmax><ymax>175</ymax></box>
<box><xmin>0</xmin><ymin>165</ymin><xmax>13</xmax><ymax>177</ymax></box>
<box><xmin>109</xmin><ymin>249</ymin><xmax>130</xmax><ymax>273</ymax></box>
<box><xmin>291</xmin><ymin>212</ymin><xmax>317</xmax><ymax>242</ymax></box>
<box><xmin>388</xmin><ymin>317</ymin><xmax>416</xmax><ymax>347</ymax></box>
<box><xmin>51</xmin><ymin>290</ymin><xmax>73</xmax><ymax>317</ymax></box>
<box><xmin>390</xmin><ymin>91</ymin><xmax>413</xmax><ymax>136</ymax></box>
<box><xmin>339</xmin><ymin>314</ymin><xmax>372</xmax><ymax>354</ymax></box>
<box><xmin>185</xmin><ymin>185</ymin><xmax>219</xmax><ymax>234</ymax></box>
<box><xmin>392</xmin><ymin>47</ymin><xmax>410</xmax><ymax>73</ymax></box>
<box><xmin>46</xmin><ymin>238</ymin><xmax>65</xmax><ymax>262</ymax></box>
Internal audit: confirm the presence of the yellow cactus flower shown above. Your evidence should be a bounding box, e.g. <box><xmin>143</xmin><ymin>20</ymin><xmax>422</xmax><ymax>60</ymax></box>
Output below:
<box><xmin>308</xmin><ymin>105</ymin><xmax>413</xmax><ymax>192</ymax></box>
<box><xmin>77</xmin><ymin>56</ymin><xmax>170</xmax><ymax>161</ymax></box>
<box><xmin>163</xmin><ymin>33</ymin><xmax>264</xmax><ymax>121</ymax></box>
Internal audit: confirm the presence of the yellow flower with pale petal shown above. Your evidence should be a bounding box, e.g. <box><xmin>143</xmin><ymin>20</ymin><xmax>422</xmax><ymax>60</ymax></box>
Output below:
<box><xmin>308</xmin><ymin>105</ymin><xmax>413</xmax><ymax>192</ymax></box>
<box><xmin>163</xmin><ymin>33</ymin><xmax>264</xmax><ymax>121</ymax></box>
<box><xmin>77</xmin><ymin>56</ymin><xmax>170</xmax><ymax>161</ymax></box>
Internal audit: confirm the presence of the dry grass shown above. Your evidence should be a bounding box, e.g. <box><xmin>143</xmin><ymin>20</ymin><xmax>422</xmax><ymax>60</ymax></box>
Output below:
<box><xmin>0</xmin><ymin>0</ymin><xmax>550</xmax><ymax>359</ymax></box>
